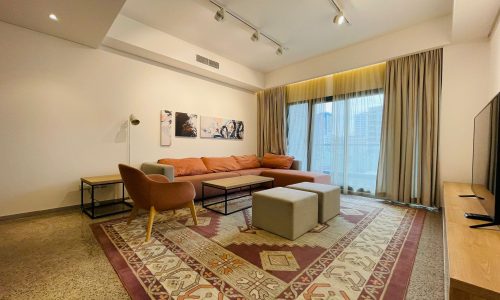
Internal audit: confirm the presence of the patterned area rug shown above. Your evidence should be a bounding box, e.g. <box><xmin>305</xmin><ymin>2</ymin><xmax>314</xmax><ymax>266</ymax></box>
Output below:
<box><xmin>91</xmin><ymin>194</ymin><xmax>426</xmax><ymax>300</ymax></box>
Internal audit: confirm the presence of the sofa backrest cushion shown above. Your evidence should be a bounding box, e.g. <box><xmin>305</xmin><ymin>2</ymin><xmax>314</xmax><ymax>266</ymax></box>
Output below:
<box><xmin>261</xmin><ymin>153</ymin><xmax>295</xmax><ymax>169</ymax></box>
<box><xmin>202</xmin><ymin>156</ymin><xmax>241</xmax><ymax>172</ymax></box>
<box><xmin>232</xmin><ymin>154</ymin><xmax>261</xmax><ymax>169</ymax></box>
<box><xmin>157</xmin><ymin>158</ymin><xmax>208</xmax><ymax>177</ymax></box>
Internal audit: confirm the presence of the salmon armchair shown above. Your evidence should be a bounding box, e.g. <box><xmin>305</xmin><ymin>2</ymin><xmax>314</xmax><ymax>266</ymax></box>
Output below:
<box><xmin>118</xmin><ymin>164</ymin><xmax>198</xmax><ymax>242</ymax></box>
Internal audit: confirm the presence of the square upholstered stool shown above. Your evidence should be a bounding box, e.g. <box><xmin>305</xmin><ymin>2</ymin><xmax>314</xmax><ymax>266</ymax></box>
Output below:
<box><xmin>252</xmin><ymin>187</ymin><xmax>318</xmax><ymax>240</ymax></box>
<box><xmin>286</xmin><ymin>182</ymin><xmax>340</xmax><ymax>223</ymax></box>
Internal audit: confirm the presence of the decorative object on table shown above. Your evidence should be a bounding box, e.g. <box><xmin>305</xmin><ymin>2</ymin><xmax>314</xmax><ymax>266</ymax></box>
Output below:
<box><xmin>160</xmin><ymin>110</ymin><xmax>172</xmax><ymax>146</ymax></box>
<box><xmin>175</xmin><ymin>112</ymin><xmax>198</xmax><ymax>137</ymax></box>
<box><xmin>128</xmin><ymin>114</ymin><xmax>141</xmax><ymax>164</ymax></box>
<box><xmin>200</xmin><ymin>116</ymin><xmax>244</xmax><ymax>139</ymax></box>
<box><xmin>118</xmin><ymin>164</ymin><xmax>198</xmax><ymax>242</ymax></box>
<box><xmin>91</xmin><ymin>194</ymin><xmax>426</xmax><ymax>299</ymax></box>
<box><xmin>80</xmin><ymin>175</ymin><xmax>132</xmax><ymax>219</ymax></box>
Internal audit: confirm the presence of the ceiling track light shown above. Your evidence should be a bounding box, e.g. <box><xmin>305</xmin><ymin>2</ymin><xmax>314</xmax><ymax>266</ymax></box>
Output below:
<box><xmin>250</xmin><ymin>30</ymin><xmax>260</xmax><ymax>42</ymax></box>
<box><xmin>328</xmin><ymin>0</ymin><xmax>350</xmax><ymax>25</ymax></box>
<box><xmin>276</xmin><ymin>46</ymin><xmax>284</xmax><ymax>56</ymax></box>
<box><xmin>214</xmin><ymin>7</ymin><xmax>225</xmax><ymax>22</ymax></box>
<box><xmin>209</xmin><ymin>0</ymin><xmax>286</xmax><ymax>55</ymax></box>
<box><xmin>333</xmin><ymin>13</ymin><xmax>346</xmax><ymax>25</ymax></box>
<box><xmin>49</xmin><ymin>13</ymin><xmax>58</xmax><ymax>21</ymax></box>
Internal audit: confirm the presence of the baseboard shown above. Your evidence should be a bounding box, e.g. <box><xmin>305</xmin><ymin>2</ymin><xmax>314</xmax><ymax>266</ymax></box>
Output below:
<box><xmin>0</xmin><ymin>204</ymin><xmax>81</xmax><ymax>221</ymax></box>
<box><xmin>0</xmin><ymin>198</ymin><xmax>133</xmax><ymax>221</ymax></box>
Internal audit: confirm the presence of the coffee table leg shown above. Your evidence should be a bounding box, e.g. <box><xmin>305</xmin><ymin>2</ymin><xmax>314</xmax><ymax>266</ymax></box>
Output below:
<box><xmin>202</xmin><ymin>184</ymin><xmax>205</xmax><ymax>208</ymax></box>
<box><xmin>224</xmin><ymin>189</ymin><xmax>228</xmax><ymax>215</ymax></box>
<box><xmin>80</xmin><ymin>181</ymin><xmax>84</xmax><ymax>211</ymax></box>
<box><xmin>91</xmin><ymin>185</ymin><xmax>95</xmax><ymax>219</ymax></box>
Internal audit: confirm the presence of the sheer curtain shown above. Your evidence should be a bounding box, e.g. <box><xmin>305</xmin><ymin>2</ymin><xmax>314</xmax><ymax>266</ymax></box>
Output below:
<box><xmin>286</xmin><ymin>101</ymin><xmax>309</xmax><ymax>170</ymax></box>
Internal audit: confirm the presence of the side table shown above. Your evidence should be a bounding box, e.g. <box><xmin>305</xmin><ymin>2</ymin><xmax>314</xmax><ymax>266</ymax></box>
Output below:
<box><xmin>80</xmin><ymin>174</ymin><xmax>132</xmax><ymax>219</ymax></box>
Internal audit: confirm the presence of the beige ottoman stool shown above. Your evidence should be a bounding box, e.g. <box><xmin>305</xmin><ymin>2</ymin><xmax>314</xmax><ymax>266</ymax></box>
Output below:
<box><xmin>252</xmin><ymin>187</ymin><xmax>318</xmax><ymax>240</ymax></box>
<box><xmin>286</xmin><ymin>182</ymin><xmax>340</xmax><ymax>223</ymax></box>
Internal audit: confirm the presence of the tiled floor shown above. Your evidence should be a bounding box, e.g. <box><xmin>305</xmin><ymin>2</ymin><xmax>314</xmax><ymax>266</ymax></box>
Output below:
<box><xmin>0</xmin><ymin>200</ymin><xmax>444</xmax><ymax>300</ymax></box>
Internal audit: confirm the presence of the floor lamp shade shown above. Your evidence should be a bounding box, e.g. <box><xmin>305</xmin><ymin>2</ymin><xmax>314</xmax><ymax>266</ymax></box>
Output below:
<box><xmin>129</xmin><ymin>114</ymin><xmax>140</xmax><ymax>126</ymax></box>
<box><xmin>128</xmin><ymin>114</ymin><xmax>140</xmax><ymax>164</ymax></box>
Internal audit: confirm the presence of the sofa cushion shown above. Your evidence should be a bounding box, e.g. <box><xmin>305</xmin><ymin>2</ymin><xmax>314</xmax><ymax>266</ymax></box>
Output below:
<box><xmin>261</xmin><ymin>169</ymin><xmax>331</xmax><ymax>187</ymax></box>
<box><xmin>235</xmin><ymin>167</ymin><xmax>271</xmax><ymax>176</ymax></box>
<box><xmin>157</xmin><ymin>158</ymin><xmax>208</xmax><ymax>177</ymax></box>
<box><xmin>202</xmin><ymin>156</ymin><xmax>241</xmax><ymax>172</ymax></box>
<box><xmin>174</xmin><ymin>172</ymin><xmax>240</xmax><ymax>200</ymax></box>
<box><xmin>232</xmin><ymin>154</ymin><xmax>261</xmax><ymax>169</ymax></box>
<box><xmin>262</xmin><ymin>153</ymin><xmax>294</xmax><ymax>169</ymax></box>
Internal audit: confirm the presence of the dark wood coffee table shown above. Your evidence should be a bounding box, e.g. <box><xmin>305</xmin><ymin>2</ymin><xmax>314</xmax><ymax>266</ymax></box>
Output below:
<box><xmin>201</xmin><ymin>175</ymin><xmax>274</xmax><ymax>215</ymax></box>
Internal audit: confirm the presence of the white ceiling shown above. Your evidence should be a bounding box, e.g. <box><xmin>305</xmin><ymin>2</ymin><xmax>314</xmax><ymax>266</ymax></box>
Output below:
<box><xmin>0</xmin><ymin>0</ymin><xmax>126</xmax><ymax>48</ymax></box>
<box><xmin>121</xmin><ymin>0</ymin><xmax>453</xmax><ymax>72</ymax></box>
<box><xmin>452</xmin><ymin>0</ymin><xmax>500</xmax><ymax>42</ymax></box>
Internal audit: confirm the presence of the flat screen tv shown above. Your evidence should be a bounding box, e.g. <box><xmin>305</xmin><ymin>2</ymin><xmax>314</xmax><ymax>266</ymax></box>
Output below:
<box><xmin>468</xmin><ymin>92</ymin><xmax>500</xmax><ymax>228</ymax></box>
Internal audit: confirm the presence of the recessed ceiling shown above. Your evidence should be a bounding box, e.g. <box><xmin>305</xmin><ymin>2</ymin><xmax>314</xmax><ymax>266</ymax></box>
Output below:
<box><xmin>121</xmin><ymin>0</ymin><xmax>452</xmax><ymax>73</ymax></box>
<box><xmin>0</xmin><ymin>0</ymin><xmax>126</xmax><ymax>48</ymax></box>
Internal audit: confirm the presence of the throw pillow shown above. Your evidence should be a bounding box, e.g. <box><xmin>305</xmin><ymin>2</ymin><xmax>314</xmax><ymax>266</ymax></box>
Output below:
<box><xmin>157</xmin><ymin>158</ymin><xmax>208</xmax><ymax>177</ymax></box>
<box><xmin>232</xmin><ymin>154</ymin><xmax>261</xmax><ymax>169</ymax></box>
<box><xmin>261</xmin><ymin>153</ymin><xmax>294</xmax><ymax>169</ymax></box>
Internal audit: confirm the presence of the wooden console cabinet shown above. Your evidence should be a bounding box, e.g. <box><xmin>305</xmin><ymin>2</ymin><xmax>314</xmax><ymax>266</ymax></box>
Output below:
<box><xmin>443</xmin><ymin>182</ymin><xmax>500</xmax><ymax>300</ymax></box>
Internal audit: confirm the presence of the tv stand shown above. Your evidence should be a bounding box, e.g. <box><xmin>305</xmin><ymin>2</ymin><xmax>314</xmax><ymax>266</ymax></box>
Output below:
<box><xmin>470</xmin><ymin>221</ymin><xmax>500</xmax><ymax>229</ymax></box>
<box><xmin>443</xmin><ymin>183</ymin><xmax>500</xmax><ymax>299</ymax></box>
<box><xmin>464</xmin><ymin>212</ymin><xmax>493</xmax><ymax>221</ymax></box>
<box><xmin>459</xmin><ymin>194</ymin><xmax>485</xmax><ymax>199</ymax></box>
<box><xmin>465</xmin><ymin>213</ymin><xmax>500</xmax><ymax>228</ymax></box>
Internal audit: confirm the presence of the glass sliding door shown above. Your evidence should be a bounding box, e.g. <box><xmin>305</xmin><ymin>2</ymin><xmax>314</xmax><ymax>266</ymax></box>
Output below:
<box><xmin>286</xmin><ymin>92</ymin><xmax>384</xmax><ymax>195</ymax></box>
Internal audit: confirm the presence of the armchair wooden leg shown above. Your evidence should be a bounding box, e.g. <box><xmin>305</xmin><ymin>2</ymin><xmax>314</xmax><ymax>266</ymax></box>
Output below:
<box><xmin>173</xmin><ymin>210</ymin><xmax>176</xmax><ymax>215</ymax></box>
<box><xmin>127</xmin><ymin>205</ymin><xmax>139</xmax><ymax>225</ymax></box>
<box><xmin>188</xmin><ymin>201</ymin><xmax>198</xmax><ymax>226</ymax></box>
<box><xmin>145</xmin><ymin>206</ymin><xmax>156</xmax><ymax>242</ymax></box>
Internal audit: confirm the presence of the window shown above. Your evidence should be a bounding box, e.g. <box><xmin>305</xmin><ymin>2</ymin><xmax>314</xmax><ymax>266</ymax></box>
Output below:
<box><xmin>287</xmin><ymin>92</ymin><xmax>384</xmax><ymax>195</ymax></box>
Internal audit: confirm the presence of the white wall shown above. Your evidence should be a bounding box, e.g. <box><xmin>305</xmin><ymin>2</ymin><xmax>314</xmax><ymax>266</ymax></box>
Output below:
<box><xmin>440</xmin><ymin>17</ymin><xmax>500</xmax><ymax>185</ymax></box>
<box><xmin>440</xmin><ymin>41</ymin><xmax>492</xmax><ymax>184</ymax></box>
<box><xmin>265</xmin><ymin>15</ymin><xmax>452</xmax><ymax>88</ymax></box>
<box><xmin>489</xmin><ymin>19</ymin><xmax>500</xmax><ymax>99</ymax></box>
<box><xmin>0</xmin><ymin>21</ymin><xmax>257</xmax><ymax>217</ymax></box>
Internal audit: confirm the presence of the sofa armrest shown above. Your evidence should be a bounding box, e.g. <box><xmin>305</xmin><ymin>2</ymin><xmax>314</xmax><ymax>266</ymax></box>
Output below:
<box><xmin>290</xmin><ymin>160</ymin><xmax>302</xmax><ymax>170</ymax></box>
<box><xmin>141</xmin><ymin>163</ymin><xmax>174</xmax><ymax>182</ymax></box>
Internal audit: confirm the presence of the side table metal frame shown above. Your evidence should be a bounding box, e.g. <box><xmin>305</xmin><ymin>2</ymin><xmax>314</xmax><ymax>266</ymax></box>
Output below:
<box><xmin>80</xmin><ymin>180</ymin><xmax>132</xmax><ymax>219</ymax></box>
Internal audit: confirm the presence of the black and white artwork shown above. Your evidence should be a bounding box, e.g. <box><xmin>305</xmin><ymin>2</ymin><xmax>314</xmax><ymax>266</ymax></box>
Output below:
<box><xmin>175</xmin><ymin>112</ymin><xmax>198</xmax><ymax>137</ymax></box>
<box><xmin>160</xmin><ymin>110</ymin><xmax>172</xmax><ymax>146</ymax></box>
<box><xmin>200</xmin><ymin>116</ymin><xmax>244</xmax><ymax>139</ymax></box>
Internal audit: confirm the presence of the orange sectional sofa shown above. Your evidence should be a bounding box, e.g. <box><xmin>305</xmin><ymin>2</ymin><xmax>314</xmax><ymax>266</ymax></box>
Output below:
<box><xmin>141</xmin><ymin>154</ymin><xmax>331</xmax><ymax>200</ymax></box>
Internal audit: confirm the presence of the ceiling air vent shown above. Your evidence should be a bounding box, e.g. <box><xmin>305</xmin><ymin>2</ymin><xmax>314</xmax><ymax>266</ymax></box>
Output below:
<box><xmin>196</xmin><ymin>54</ymin><xmax>220</xmax><ymax>70</ymax></box>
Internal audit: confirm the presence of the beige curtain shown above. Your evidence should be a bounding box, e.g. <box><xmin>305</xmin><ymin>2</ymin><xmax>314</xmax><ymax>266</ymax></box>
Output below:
<box><xmin>376</xmin><ymin>49</ymin><xmax>442</xmax><ymax>207</ymax></box>
<box><xmin>257</xmin><ymin>86</ymin><xmax>288</xmax><ymax>156</ymax></box>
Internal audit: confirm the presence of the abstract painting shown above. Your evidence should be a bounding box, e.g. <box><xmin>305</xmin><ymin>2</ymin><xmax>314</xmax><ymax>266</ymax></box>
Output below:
<box><xmin>201</xmin><ymin>116</ymin><xmax>244</xmax><ymax>139</ymax></box>
<box><xmin>175</xmin><ymin>112</ymin><xmax>198</xmax><ymax>137</ymax></box>
<box><xmin>160</xmin><ymin>110</ymin><xmax>172</xmax><ymax>146</ymax></box>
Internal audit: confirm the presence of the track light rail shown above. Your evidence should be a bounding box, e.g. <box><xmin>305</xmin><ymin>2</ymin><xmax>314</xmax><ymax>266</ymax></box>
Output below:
<box><xmin>209</xmin><ymin>0</ymin><xmax>284</xmax><ymax>50</ymax></box>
